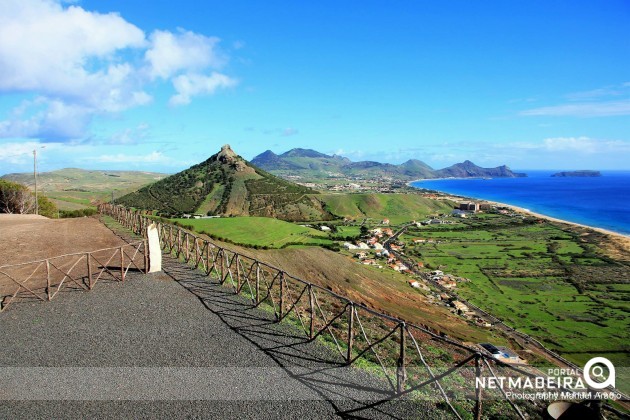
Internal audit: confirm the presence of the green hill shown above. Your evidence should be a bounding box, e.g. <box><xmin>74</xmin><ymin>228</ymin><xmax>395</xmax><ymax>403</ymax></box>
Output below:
<box><xmin>1</xmin><ymin>168</ymin><xmax>166</xmax><ymax>210</ymax></box>
<box><xmin>117</xmin><ymin>145</ymin><xmax>334</xmax><ymax>221</ymax></box>
<box><xmin>321</xmin><ymin>193</ymin><xmax>454</xmax><ymax>223</ymax></box>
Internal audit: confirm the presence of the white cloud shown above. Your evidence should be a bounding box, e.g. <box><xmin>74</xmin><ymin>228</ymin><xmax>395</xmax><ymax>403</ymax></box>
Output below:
<box><xmin>565</xmin><ymin>82</ymin><xmax>630</xmax><ymax>101</ymax></box>
<box><xmin>89</xmin><ymin>151</ymin><xmax>166</xmax><ymax>164</ymax></box>
<box><xmin>520</xmin><ymin>100</ymin><xmax>630</xmax><ymax>117</ymax></box>
<box><xmin>0</xmin><ymin>0</ymin><xmax>237</xmax><ymax>142</ymax></box>
<box><xmin>0</xmin><ymin>141</ymin><xmax>65</xmax><ymax>165</ymax></box>
<box><xmin>281</xmin><ymin>128</ymin><xmax>299</xmax><ymax>137</ymax></box>
<box><xmin>0</xmin><ymin>0</ymin><xmax>146</xmax><ymax>102</ymax></box>
<box><xmin>145</xmin><ymin>29</ymin><xmax>225</xmax><ymax>80</ymax></box>
<box><xmin>108</xmin><ymin>123</ymin><xmax>150</xmax><ymax>145</ymax></box>
<box><xmin>169</xmin><ymin>72</ymin><xmax>237</xmax><ymax>106</ymax></box>
<box><xmin>542</xmin><ymin>137</ymin><xmax>630</xmax><ymax>154</ymax></box>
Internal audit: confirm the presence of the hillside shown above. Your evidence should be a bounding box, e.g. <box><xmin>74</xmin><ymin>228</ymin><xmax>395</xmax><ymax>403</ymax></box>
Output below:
<box><xmin>1</xmin><ymin>168</ymin><xmax>166</xmax><ymax>210</ymax></box>
<box><xmin>320</xmin><ymin>193</ymin><xmax>454</xmax><ymax>224</ymax></box>
<box><xmin>251</xmin><ymin>148</ymin><xmax>524</xmax><ymax>181</ymax></box>
<box><xmin>435</xmin><ymin>160</ymin><xmax>526</xmax><ymax>178</ymax></box>
<box><xmin>117</xmin><ymin>145</ymin><xmax>334</xmax><ymax>221</ymax></box>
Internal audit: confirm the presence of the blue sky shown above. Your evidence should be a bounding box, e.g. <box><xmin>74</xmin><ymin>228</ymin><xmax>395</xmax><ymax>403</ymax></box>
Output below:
<box><xmin>1</xmin><ymin>0</ymin><xmax>629</xmax><ymax>174</ymax></box>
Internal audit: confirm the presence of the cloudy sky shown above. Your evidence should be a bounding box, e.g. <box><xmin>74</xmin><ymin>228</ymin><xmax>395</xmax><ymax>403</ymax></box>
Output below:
<box><xmin>1</xmin><ymin>0</ymin><xmax>629</xmax><ymax>174</ymax></box>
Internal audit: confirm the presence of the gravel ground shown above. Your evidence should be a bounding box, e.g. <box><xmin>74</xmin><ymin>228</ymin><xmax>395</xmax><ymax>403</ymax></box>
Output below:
<box><xmin>0</xmin><ymin>252</ymin><xmax>452</xmax><ymax>419</ymax></box>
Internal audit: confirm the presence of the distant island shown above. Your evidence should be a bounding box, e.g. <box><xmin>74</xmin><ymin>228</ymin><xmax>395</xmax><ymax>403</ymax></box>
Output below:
<box><xmin>551</xmin><ymin>170</ymin><xmax>601</xmax><ymax>177</ymax></box>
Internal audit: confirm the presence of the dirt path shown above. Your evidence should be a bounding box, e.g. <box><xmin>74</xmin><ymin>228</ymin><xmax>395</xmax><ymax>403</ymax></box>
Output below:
<box><xmin>0</xmin><ymin>215</ymin><xmax>126</xmax><ymax>266</ymax></box>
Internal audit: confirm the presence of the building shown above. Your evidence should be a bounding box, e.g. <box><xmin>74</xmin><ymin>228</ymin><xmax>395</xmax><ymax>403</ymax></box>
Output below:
<box><xmin>459</xmin><ymin>202</ymin><xmax>479</xmax><ymax>212</ymax></box>
<box><xmin>451</xmin><ymin>209</ymin><xmax>468</xmax><ymax>218</ymax></box>
<box><xmin>343</xmin><ymin>242</ymin><xmax>358</xmax><ymax>250</ymax></box>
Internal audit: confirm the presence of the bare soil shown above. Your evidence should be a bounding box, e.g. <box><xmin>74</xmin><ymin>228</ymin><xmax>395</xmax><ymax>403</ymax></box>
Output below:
<box><xmin>0</xmin><ymin>215</ymin><xmax>126</xmax><ymax>267</ymax></box>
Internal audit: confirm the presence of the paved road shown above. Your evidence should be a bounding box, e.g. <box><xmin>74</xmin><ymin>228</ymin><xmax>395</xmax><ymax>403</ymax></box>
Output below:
<box><xmin>0</xmin><ymin>253</ymin><xmax>450</xmax><ymax>419</ymax></box>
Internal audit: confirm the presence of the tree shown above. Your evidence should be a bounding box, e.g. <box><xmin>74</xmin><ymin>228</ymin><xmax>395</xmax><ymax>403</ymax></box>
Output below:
<box><xmin>0</xmin><ymin>180</ymin><xmax>57</xmax><ymax>217</ymax></box>
<box><xmin>37</xmin><ymin>195</ymin><xmax>58</xmax><ymax>218</ymax></box>
<box><xmin>0</xmin><ymin>180</ymin><xmax>35</xmax><ymax>214</ymax></box>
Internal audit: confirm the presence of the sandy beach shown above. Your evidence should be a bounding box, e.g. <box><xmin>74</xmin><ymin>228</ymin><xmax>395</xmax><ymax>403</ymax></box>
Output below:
<box><xmin>409</xmin><ymin>179</ymin><xmax>629</xmax><ymax>253</ymax></box>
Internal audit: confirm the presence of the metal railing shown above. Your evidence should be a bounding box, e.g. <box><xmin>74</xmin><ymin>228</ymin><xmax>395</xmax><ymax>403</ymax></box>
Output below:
<box><xmin>99</xmin><ymin>204</ymin><xmax>627</xmax><ymax>419</ymax></box>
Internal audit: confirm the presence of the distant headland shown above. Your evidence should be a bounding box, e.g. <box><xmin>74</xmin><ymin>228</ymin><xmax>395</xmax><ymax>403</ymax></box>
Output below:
<box><xmin>551</xmin><ymin>170</ymin><xmax>601</xmax><ymax>177</ymax></box>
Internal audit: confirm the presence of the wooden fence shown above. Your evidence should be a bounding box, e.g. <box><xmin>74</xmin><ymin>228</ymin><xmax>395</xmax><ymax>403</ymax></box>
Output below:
<box><xmin>0</xmin><ymin>241</ymin><xmax>147</xmax><ymax>312</ymax></box>
<box><xmin>99</xmin><ymin>204</ymin><xmax>626</xmax><ymax>419</ymax></box>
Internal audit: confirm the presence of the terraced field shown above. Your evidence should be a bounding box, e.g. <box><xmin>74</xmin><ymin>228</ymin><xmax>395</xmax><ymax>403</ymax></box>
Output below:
<box><xmin>401</xmin><ymin>214</ymin><xmax>630</xmax><ymax>371</ymax></box>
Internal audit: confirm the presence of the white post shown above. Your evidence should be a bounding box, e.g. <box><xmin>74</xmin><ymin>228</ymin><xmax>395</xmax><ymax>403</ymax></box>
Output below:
<box><xmin>147</xmin><ymin>223</ymin><xmax>162</xmax><ymax>273</ymax></box>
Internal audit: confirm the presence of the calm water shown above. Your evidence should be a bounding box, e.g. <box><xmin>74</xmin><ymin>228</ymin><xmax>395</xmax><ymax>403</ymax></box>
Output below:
<box><xmin>411</xmin><ymin>171</ymin><xmax>630</xmax><ymax>236</ymax></box>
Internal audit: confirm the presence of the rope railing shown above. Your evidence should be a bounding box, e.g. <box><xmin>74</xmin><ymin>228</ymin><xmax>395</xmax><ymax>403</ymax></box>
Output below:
<box><xmin>99</xmin><ymin>204</ymin><xmax>626</xmax><ymax>419</ymax></box>
<box><xmin>0</xmin><ymin>240</ymin><xmax>147</xmax><ymax>312</ymax></box>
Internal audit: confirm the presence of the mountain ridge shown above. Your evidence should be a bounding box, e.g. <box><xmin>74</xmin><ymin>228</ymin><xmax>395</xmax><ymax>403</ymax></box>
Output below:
<box><xmin>251</xmin><ymin>148</ymin><xmax>526</xmax><ymax>180</ymax></box>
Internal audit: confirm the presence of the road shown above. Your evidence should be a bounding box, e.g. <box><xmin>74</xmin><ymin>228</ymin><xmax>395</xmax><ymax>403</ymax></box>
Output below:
<box><xmin>0</xmin><ymin>251</ymin><xmax>440</xmax><ymax>419</ymax></box>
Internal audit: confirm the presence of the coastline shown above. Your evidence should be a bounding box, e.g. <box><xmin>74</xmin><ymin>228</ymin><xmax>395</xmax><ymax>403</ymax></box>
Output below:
<box><xmin>486</xmin><ymin>199</ymin><xmax>629</xmax><ymax>241</ymax></box>
<box><xmin>408</xmin><ymin>179</ymin><xmax>630</xmax><ymax>244</ymax></box>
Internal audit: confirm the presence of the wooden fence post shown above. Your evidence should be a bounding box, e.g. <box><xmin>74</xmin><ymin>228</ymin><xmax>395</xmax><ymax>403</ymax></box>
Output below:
<box><xmin>120</xmin><ymin>246</ymin><xmax>125</xmax><ymax>282</ymax></box>
<box><xmin>309</xmin><ymin>284</ymin><xmax>315</xmax><ymax>339</ymax></box>
<box><xmin>46</xmin><ymin>259</ymin><xmax>51</xmax><ymax>301</ymax></box>
<box><xmin>236</xmin><ymin>255</ymin><xmax>242</xmax><ymax>293</ymax></box>
<box><xmin>279</xmin><ymin>272</ymin><xmax>285</xmax><ymax>320</ymax></box>
<box><xmin>255</xmin><ymin>263</ymin><xmax>260</xmax><ymax>304</ymax></box>
<box><xmin>143</xmin><ymin>239</ymin><xmax>149</xmax><ymax>274</ymax></box>
<box><xmin>397</xmin><ymin>322</ymin><xmax>407</xmax><ymax>393</ymax></box>
<box><xmin>87</xmin><ymin>253</ymin><xmax>93</xmax><ymax>289</ymax></box>
<box><xmin>475</xmin><ymin>354</ymin><xmax>483</xmax><ymax>420</ymax></box>
<box><xmin>185</xmin><ymin>233</ymin><xmax>190</xmax><ymax>262</ymax></box>
<box><xmin>347</xmin><ymin>303</ymin><xmax>355</xmax><ymax>364</ymax></box>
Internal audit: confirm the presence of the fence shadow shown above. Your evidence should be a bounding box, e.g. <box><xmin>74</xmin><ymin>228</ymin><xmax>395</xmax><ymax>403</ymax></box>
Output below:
<box><xmin>163</xmin><ymin>257</ymin><xmax>426</xmax><ymax>419</ymax></box>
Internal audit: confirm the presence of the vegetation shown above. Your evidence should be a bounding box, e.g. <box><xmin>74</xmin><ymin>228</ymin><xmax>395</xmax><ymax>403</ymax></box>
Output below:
<box><xmin>170</xmin><ymin>217</ymin><xmax>334</xmax><ymax>249</ymax></box>
<box><xmin>401</xmin><ymin>213</ymin><xmax>630</xmax><ymax>370</ymax></box>
<box><xmin>0</xmin><ymin>179</ymin><xmax>57</xmax><ymax>218</ymax></box>
<box><xmin>59</xmin><ymin>208</ymin><xmax>98</xmax><ymax>218</ymax></box>
<box><xmin>118</xmin><ymin>145</ymin><xmax>333</xmax><ymax>221</ymax></box>
<box><xmin>321</xmin><ymin>193</ymin><xmax>454</xmax><ymax>224</ymax></box>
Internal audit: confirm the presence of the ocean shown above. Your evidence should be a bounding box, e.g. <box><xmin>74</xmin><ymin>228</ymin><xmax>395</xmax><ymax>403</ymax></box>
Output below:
<box><xmin>410</xmin><ymin>170</ymin><xmax>630</xmax><ymax>236</ymax></box>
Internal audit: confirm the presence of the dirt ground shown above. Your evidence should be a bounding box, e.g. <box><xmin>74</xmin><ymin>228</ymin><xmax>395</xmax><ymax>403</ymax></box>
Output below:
<box><xmin>0</xmin><ymin>215</ymin><xmax>126</xmax><ymax>267</ymax></box>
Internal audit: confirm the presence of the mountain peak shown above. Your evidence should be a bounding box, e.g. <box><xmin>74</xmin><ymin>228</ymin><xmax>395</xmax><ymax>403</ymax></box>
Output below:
<box><xmin>280</xmin><ymin>148</ymin><xmax>331</xmax><ymax>158</ymax></box>
<box><xmin>216</xmin><ymin>144</ymin><xmax>238</xmax><ymax>161</ymax></box>
<box><xmin>118</xmin><ymin>145</ymin><xmax>331</xmax><ymax>221</ymax></box>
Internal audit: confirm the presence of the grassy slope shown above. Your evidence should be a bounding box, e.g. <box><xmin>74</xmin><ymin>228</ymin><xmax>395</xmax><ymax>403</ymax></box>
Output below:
<box><xmin>191</xmin><ymin>235</ymin><xmax>502</xmax><ymax>344</ymax></box>
<box><xmin>172</xmin><ymin>217</ymin><xmax>333</xmax><ymax>248</ymax></box>
<box><xmin>320</xmin><ymin>193</ymin><xmax>454</xmax><ymax>223</ymax></box>
<box><xmin>1</xmin><ymin>168</ymin><xmax>166</xmax><ymax>210</ymax></box>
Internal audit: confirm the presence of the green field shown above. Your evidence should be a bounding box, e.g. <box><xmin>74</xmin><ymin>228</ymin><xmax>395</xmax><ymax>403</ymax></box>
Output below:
<box><xmin>172</xmin><ymin>217</ymin><xmax>334</xmax><ymax>248</ymax></box>
<box><xmin>1</xmin><ymin>168</ymin><xmax>166</xmax><ymax>210</ymax></box>
<box><xmin>402</xmin><ymin>214</ymin><xmax>630</xmax><ymax>371</ymax></box>
<box><xmin>320</xmin><ymin>193</ymin><xmax>454</xmax><ymax>224</ymax></box>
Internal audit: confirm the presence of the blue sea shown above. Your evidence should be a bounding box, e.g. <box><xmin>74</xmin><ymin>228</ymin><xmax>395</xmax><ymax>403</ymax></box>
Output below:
<box><xmin>411</xmin><ymin>171</ymin><xmax>630</xmax><ymax>236</ymax></box>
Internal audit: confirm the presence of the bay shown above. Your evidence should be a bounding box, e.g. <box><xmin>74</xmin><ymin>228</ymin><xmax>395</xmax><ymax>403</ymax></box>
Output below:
<box><xmin>411</xmin><ymin>170</ymin><xmax>630</xmax><ymax>236</ymax></box>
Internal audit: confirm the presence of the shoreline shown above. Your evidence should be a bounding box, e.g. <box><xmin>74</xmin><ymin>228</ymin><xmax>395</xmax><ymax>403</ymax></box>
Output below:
<box><xmin>407</xmin><ymin>180</ymin><xmax>630</xmax><ymax>242</ymax></box>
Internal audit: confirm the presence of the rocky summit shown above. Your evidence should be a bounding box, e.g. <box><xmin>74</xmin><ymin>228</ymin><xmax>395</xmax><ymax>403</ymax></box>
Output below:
<box><xmin>117</xmin><ymin>145</ymin><xmax>334</xmax><ymax>221</ymax></box>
